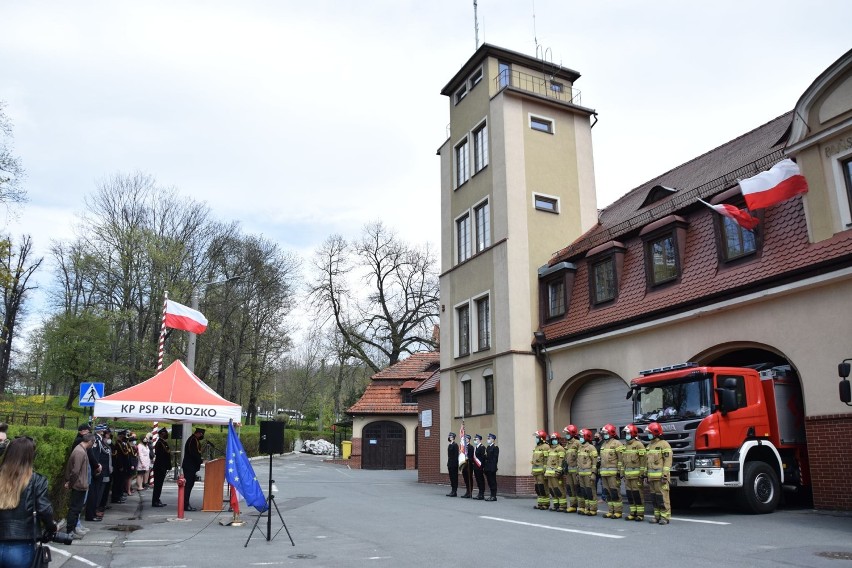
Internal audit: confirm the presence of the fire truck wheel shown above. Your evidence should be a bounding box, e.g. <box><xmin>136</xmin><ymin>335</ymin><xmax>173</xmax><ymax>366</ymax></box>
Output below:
<box><xmin>740</xmin><ymin>461</ymin><xmax>780</xmax><ymax>514</ymax></box>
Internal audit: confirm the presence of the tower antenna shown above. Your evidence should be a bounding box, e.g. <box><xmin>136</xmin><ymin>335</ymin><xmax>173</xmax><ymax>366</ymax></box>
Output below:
<box><xmin>474</xmin><ymin>1</ymin><xmax>480</xmax><ymax>49</ymax></box>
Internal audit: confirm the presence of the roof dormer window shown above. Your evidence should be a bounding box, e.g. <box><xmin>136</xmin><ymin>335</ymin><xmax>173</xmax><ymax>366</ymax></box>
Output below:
<box><xmin>640</xmin><ymin>185</ymin><xmax>678</xmax><ymax>209</ymax></box>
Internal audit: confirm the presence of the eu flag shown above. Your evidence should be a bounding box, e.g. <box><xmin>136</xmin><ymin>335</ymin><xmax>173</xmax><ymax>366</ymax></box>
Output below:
<box><xmin>226</xmin><ymin>420</ymin><xmax>267</xmax><ymax>512</ymax></box>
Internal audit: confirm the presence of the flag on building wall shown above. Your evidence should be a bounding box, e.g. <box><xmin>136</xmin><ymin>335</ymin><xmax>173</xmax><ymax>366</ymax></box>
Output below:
<box><xmin>225</xmin><ymin>420</ymin><xmax>267</xmax><ymax>512</ymax></box>
<box><xmin>697</xmin><ymin>199</ymin><xmax>759</xmax><ymax>230</ymax></box>
<box><xmin>164</xmin><ymin>299</ymin><xmax>208</xmax><ymax>334</ymax></box>
<box><xmin>739</xmin><ymin>158</ymin><xmax>809</xmax><ymax>210</ymax></box>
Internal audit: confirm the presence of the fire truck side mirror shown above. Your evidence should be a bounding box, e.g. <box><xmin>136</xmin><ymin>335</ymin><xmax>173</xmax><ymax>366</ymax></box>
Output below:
<box><xmin>715</xmin><ymin>387</ymin><xmax>737</xmax><ymax>415</ymax></box>
<box><xmin>840</xmin><ymin>379</ymin><xmax>852</xmax><ymax>405</ymax></box>
<box><xmin>839</xmin><ymin>362</ymin><xmax>851</xmax><ymax>379</ymax></box>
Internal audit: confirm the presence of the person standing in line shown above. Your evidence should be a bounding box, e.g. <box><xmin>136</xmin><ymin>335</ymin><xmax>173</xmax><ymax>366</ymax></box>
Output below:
<box><xmin>111</xmin><ymin>430</ymin><xmax>131</xmax><ymax>504</ymax></box>
<box><xmin>621</xmin><ymin>424</ymin><xmax>646</xmax><ymax>521</ymax></box>
<box><xmin>64</xmin><ymin>433</ymin><xmax>94</xmax><ymax>539</ymax></box>
<box><xmin>445</xmin><ymin>432</ymin><xmax>459</xmax><ymax>497</ymax></box>
<box><xmin>544</xmin><ymin>432</ymin><xmax>567</xmax><ymax>511</ymax></box>
<box><xmin>0</xmin><ymin>437</ymin><xmax>57</xmax><ymax>567</ymax></box>
<box><xmin>84</xmin><ymin>425</ymin><xmax>109</xmax><ymax>523</ymax></box>
<box><xmin>472</xmin><ymin>434</ymin><xmax>486</xmax><ymax>500</ymax></box>
<box><xmin>182</xmin><ymin>428</ymin><xmax>205</xmax><ymax>511</ymax></box>
<box><xmin>459</xmin><ymin>434</ymin><xmax>474</xmax><ymax>498</ymax></box>
<box><xmin>562</xmin><ymin>425</ymin><xmax>581</xmax><ymax>513</ymax></box>
<box><xmin>136</xmin><ymin>434</ymin><xmax>151</xmax><ymax>492</ymax></box>
<box><xmin>644</xmin><ymin>422</ymin><xmax>673</xmax><ymax>525</ymax></box>
<box><xmin>576</xmin><ymin>428</ymin><xmax>598</xmax><ymax>516</ymax></box>
<box><xmin>531</xmin><ymin>430</ymin><xmax>549</xmax><ymax>510</ymax></box>
<box><xmin>97</xmin><ymin>429</ymin><xmax>113</xmax><ymax>515</ymax></box>
<box><xmin>125</xmin><ymin>432</ymin><xmax>138</xmax><ymax>495</ymax></box>
<box><xmin>483</xmin><ymin>434</ymin><xmax>499</xmax><ymax>501</ymax></box>
<box><xmin>599</xmin><ymin>423</ymin><xmax>625</xmax><ymax>519</ymax></box>
<box><xmin>151</xmin><ymin>428</ymin><xmax>171</xmax><ymax>508</ymax></box>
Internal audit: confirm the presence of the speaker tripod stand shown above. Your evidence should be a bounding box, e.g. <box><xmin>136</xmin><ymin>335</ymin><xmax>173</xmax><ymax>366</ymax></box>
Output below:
<box><xmin>244</xmin><ymin>453</ymin><xmax>295</xmax><ymax>547</ymax></box>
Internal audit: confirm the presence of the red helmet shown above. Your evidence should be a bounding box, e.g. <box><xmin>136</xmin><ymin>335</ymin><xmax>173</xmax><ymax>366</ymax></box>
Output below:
<box><xmin>622</xmin><ymin>424</ymin><xmax>638</xmax><ymax>438</ymax></box>
<box><xmin>535</xmin><ymin>430</ymin><xmax>547</xmax><ymax>439</ymax></box>
<box><xmin>562</xmin><ymin>424</ymin><xmax>578</xmax><ymax>437</ymax></box>
<box><xmin>549</xmin><ymin>432</ymin><xmax>560</xmax><ymax>442</ymax></box>
<box><xmin>646</xmin><ymin>422</ymin><xmax>663</xmax><ymax>437</ymax></box>
<box><xmin>602</xmin><ymin>423</ymin><xmax>617</xmax><ymax>438</ymax></box>
<box><xmin>580</xmin><ymin>428</ymin><xmax>594</xmax><ymax>442</ymax></box>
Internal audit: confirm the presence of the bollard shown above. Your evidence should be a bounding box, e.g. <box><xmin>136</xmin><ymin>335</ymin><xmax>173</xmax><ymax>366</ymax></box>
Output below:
<box><xmin>177</xmin><ymin>474</ymin><xmax>186</xmax><ymax>519</ymax></box>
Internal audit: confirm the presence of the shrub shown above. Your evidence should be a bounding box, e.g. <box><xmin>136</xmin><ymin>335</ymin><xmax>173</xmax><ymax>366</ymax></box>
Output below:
<box><xmin>6</xmin><ymin>425</ymin><xmax>77</xmax><ymax>518</ymax></box>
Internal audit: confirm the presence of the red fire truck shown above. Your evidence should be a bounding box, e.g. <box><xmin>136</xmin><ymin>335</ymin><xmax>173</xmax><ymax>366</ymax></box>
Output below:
<box><xmin>627</xmin><ymin>362</ymin><xmax>808</xmax><ymax>513</ymax></box>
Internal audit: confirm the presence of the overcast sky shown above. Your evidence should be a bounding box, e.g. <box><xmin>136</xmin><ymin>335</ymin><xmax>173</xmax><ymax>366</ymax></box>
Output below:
<box><xmin>1</xmin><ymin>1</ymin><xmax>851</xmax><ymax>333</ymax></box>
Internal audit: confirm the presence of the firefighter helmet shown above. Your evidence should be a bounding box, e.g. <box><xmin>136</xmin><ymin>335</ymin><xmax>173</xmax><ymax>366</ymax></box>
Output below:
<box><xmin>602</xmin><ymin>423</ymin><xmax>617</xmax><ymax>438</ymax></box>
<box><xmin>549</xmin><ymin>432</ymin><xmax>560</xmax><ymax>442</ymax></box>
<box><xmin>563</xmin><ymin>424</ymin><xmax>578</xmax><ymax>438</ymax></box>
<box><xmin>535</xmin><ymin>429</ymin><xmax>547</xmax><ymax>440</ymax></box>
<box><xmin>646</xmin><ymin>422</ymin><xmax>663</xmax><ymax>437</ymax></box>
<box><xmin>579</xmin><ymin>428</ymin><xmax>594</xmax><ymax>442</ymax></box>
<box><xmin>622</xmin><ymin>424</ymin><xmax>638</xmax><ymax>438</ymax></box>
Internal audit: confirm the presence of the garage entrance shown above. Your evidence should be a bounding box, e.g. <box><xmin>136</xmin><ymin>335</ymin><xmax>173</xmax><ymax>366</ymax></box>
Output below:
<box><xmin>361</xmin><ymin>421</ymin><xmax>406</xmax><ymax>470</ymax></box>
<box><xmin>570</xmin><ymin>375</ymin><xmax>633</xmax><ymax>432</ymax></box>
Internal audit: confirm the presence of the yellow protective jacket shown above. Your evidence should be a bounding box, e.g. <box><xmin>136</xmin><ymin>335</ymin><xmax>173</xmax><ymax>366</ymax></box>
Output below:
<box><xmin>563</xmin><ymin>438</ymin><xmax>580</xmax><ymax>473</ymax></box>
<box><xmin>577</xmin><ymin>441</ymin><xmax>597</xmax><ymax>476</ymax></box>
<box><xmin>599</xmin><ymin>438</ymin><xmax>623</xmax><ymax>477</ymax></box>
<box><xmin>545</xmin><ymin>443</ymin><xmax>566</xmax><ymax>477</ymax></box>
<box><xmin>620</xmin><ymin>439</ymin><xmax>646</xmax><ymax>479</ymax></box>
<box><xmin>531</xmin><ymin>441</ymin><xmax>549</xmax><ymax>475</ymax></box>
<box><xmin>646</xmin><ymin>438</ymin><xmax>672</xmax><ymax>480</ymax></box>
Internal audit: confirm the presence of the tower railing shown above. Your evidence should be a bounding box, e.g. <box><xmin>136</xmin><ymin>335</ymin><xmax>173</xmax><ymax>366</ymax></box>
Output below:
<box><xmin>495</xmin><ymin>69</ymin><xmax>582</xmax><ymax>106</ymax></box>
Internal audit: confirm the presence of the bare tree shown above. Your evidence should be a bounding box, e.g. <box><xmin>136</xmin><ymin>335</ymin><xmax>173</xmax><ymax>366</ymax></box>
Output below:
<box><xmin>0</xmin><ymin>235</ymin><xmax>43</xmax><ymax>391</ymax></box>
<box><xmin>0</xmin><ymin>101</ymin><xmax>26</xmax><ymax>206</ymax></box>
<box><xmin>309</xmin><ymin>221</ymin><xmax>439</xmax><ymax>373</ymax></box>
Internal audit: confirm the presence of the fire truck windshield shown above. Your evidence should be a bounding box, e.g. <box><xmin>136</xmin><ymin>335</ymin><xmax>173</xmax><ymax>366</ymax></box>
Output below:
<box><xmin>633</xmin><ymin>376</ymin><xmax>712</xmax><ymax>423</ymax></box>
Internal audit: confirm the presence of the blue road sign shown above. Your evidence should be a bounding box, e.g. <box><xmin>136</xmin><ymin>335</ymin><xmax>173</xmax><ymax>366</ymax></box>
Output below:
<box><xmin>79</xmin><ymin>382</ymin><xmax>105</xmax><ymax>407</ymax></box>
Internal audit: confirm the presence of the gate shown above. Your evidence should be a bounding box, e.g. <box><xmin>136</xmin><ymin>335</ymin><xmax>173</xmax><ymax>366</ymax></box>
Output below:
<box><xmin>361</xmin><ymin>421</ymin><xmax>406</xmax><ymax>470</ymax></box>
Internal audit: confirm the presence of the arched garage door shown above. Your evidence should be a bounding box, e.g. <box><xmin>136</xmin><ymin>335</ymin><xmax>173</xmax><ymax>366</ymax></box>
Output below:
<box><xmin>570</xmin><ymin>376</ymin><xmax>633</xmax><ymax>431</ymax></box>
<box><xmin>362</xmin><ymin>421</ymin><xmax>406</xmax><ymax>470</ymax></box>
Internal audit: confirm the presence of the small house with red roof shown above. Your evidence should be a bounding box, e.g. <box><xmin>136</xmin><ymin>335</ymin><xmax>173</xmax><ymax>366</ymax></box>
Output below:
<box><xmin>346</xmin><ymin>352</ymin><xmax>439</xmax><ymax>469</ymax></box>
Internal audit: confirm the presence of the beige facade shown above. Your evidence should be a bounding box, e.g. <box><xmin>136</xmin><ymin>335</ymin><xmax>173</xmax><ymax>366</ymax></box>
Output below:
<box><xmin>437</xmin><ymin>45</ymin><xmax>598</xmax><ymax>490</ymax></box>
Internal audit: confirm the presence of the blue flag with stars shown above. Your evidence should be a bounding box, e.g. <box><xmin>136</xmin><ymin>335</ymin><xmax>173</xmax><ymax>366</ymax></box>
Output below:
<box><xmin>226</xmin><ymin>420</ymin><xmax>267</xmax><ymax>512</ymax></box>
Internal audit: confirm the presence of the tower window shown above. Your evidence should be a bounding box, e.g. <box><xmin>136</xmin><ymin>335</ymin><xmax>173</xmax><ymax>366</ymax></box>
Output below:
<box><xmin>530</xmin><ymin>116</ymin><xmax>554</xmax><ymax>134</ymax></box>
<box><xmin>534</xmin><ymin>194</ymin><xmax>559</xmax><ymax>213</ymax></box>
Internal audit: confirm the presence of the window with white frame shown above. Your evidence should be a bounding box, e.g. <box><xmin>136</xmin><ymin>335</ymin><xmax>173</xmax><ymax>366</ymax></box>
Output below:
<box><xmin>534</xmin><ymin>193</ymin><xmax>559</xmax><ymax>213</ymax></box>
<box><xmin>473</xmin><ymin>121</ymin><xmax>488</xmax><ymax>173</ymax></box>
<box><xmin>530</xmin><ymin>115</ymin><xmax>554</xmax><ymax>134</ymax></box>
<box><xmin>455</xmin><ymin>84</ymin><xmax>467</xmax><ymax>105</ymax></box>
<box><xmin>455</xmin><ymin>137</ymin><xmax>470</xmax><ymax>187</ymax></box>
<box><xmin>475</xmin><ymin>295</ymin><xmax>490</xmax><ymax>351</ymax></box>
<box><xmin>474</xmin><ymin>200</ymin><xmax>491</xmax><ymax>253</ymax></box>
<box><xmin>456</xmin><ymin>213</ymin><xmax>471</xmax><ymax>263</ymax></box>
<box><xmin>457</xmin><ymin>303</ymin><xmax>470</xmax><ymax>357</ymax></box>
<box><xmin>483</xmin><ymin>371</ymin><xmax>494</xmax><ymax>414</ymax></box>
<box><xmin>843</xmin><ymin>156</ymin><xmax>852</xmax><ymax>221</ymax></box>
<box><xmin>462</xmin><ymin>378</ymin><xmax>472</xmax><ymax>416</ymax></box>
<box><xmin>470</xmin><ymin>67</ymin><xmax>483</xmax><ymax>89</ymax></box>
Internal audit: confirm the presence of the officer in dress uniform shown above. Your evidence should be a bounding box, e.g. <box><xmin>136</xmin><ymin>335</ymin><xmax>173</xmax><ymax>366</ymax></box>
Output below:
<box><xmin>446</xmin><ymin>432</ymin><xmax>459</xmax><ymax>497</ymax></box>
<box><xmin>599</xmin><ymin>423</ymin><xmax>625</xmax><ymax>519</ymax></box>
<box><xmin>111</xmin><ymin>430</ymin><xmax>131</xmax><ymax>503</ymax></box>
<box><xmin>182</xmin><ymin>427</ymin><xmax>205</xmax><ymax>511</ymax></box>
<box><xmin>152</xmin><ymin>427</ymin><xmax>172</xmax><ymax>507</ymax></box>
<box><xmin>644</xmin><ymin>422</ymin><xmax>673</xmax><ymax>525</ymax></box>
<box><xmin>483</xmin><ymin>434</ymin><xmax>499</xmax><ymax>501</ymax></box>
<box><xmin>562</xmin><ymin>425</ymin><xmax>581</xmax><ymax>513</ymax></box>
<box><xmin>472</xmin><ymin>434</ymin><xmax>486</xmax><ymax>500</ymax></box>
<box><xmin>460</xmin><ymin>435</ymin><xmax>474</xmax><ymax>498</ymax></box>
<box><xmin>621</xmin><ymin>424</ymin><xmax>646</xmax><ymax>521</ymax></box>
<box><xmin>577</xmin><ymin>428</ymin><xmax>599</xmax><ymax>515</ymax></box>
<box><xmin>531</xmin><ymin>430</ymin><xmax>549</xmax><ymax>510</ymax></box>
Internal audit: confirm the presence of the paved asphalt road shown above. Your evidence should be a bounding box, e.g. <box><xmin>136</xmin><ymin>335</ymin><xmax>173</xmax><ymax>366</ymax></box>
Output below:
<box><xmin>47</xmin><ymin>452</ymin><xmax>852</xmax><ymax>568</ymax></box>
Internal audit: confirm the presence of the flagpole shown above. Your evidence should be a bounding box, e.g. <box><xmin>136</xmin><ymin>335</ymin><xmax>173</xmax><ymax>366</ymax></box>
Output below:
<box><xmin>157</xmin><ymin>291</ymin><xmax>168</xmax><ymax>372</ymax></box>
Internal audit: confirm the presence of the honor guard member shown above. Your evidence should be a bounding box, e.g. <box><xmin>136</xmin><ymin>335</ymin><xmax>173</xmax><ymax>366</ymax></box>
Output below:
<box><xmin>110</xmin><ymin>430</ymin><xmax>131</xmax><ymax>504</ymax></box>
<box><xmin>460</xmin><ymin>435</ymin><xmax>474</xmax><ymax>498</ymax></box>
<box><xmin>599</xmin><ymin>424</ymin><xmax>625</xmax><ymax>519</ymax></box>
<box><xmin>621</xmin><ymin>424</ymin><xmax>646</xmax><ymax>521</ymax></box>
<box><xmin>644</xmin><ymin>422</ymin><xmax>673</xmax><ymax>525</ymax></box>
<box><xmin>530</xmin><ymin>430</ymin><xmax>549</xmax><ymax>510</ymax></box>
<box><xmin>544</xmin><ymin>433</ymin><xmax>567</xmax><ymax>511</ymax></box>
<box><xmin>576</xmin><ymin>428</ymin><xmax>599</xmax><ymax>515</ymax></box>
<box><xmin>483</xmin><ymin>434</ymin><xmax>499</xmax><ymax>501</ymax></box>
<box><xmin>182</xmin><ymin>427</ymin><xmax>205</xmax><ymax>511</ymax></box>
<box><xmin>562</xmin><ymin>425</ymin><xmax>581</xmax><ymax>513</ymax></box>
<box><xmin>151</xmin><ymin>427</ymin><xmax>171</xmax><ymax>507</ymax></box>
<box><xmin>446</xmin><ymin>433</ymin><xmax>459</xmax><ymax>497</ymax></box>
<box><xmin>472</xmin><ymin>435</ymin><xmax>487</xmax><ymax>500</ymax></box>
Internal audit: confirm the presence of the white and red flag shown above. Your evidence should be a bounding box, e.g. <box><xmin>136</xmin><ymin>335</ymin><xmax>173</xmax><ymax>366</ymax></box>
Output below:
<box><xmin>458</xmin><ymin>421</ymin><xmax>466</xmax><ymax>466</ymax></box>
<box><xmin>164</xmin><ymin>299</ymin><xmax>208</xmax><ymax>334</ymax></box>
<box><xmin>739</xmin><ymin>158</ymin><xmax>809</xmax><ymax>210</ymax></box>
<box><xmin>698</xmin><ymin>199</ymin><xmax>759</xmax><ymax>230</ymax></box>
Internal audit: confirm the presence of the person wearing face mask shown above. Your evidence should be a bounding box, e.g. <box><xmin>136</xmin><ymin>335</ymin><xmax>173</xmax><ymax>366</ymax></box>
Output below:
<box><xmin>460</xmin><ymin>435</ymin><xmax>474</xmax><ymax>498</ymax></box>
<box><xmin>152</xmin><ymin>428</ymin><xmax>171</xmax><ymax>508</ymax></box>
<box><xmin>472</xmin><ymin>435</ymin><xmax>486</xmax><ymax>500</ymax></box>
<box><xmin>483</xmin><ymin>434</ymin><xmax>499</xmax><ymax>501</ymax></box>
<box><xmin>446</xmin><ymin>433</ymin><xmax>459</xmax><ymax>497</ymax></box>
<box><xmin>544</xmin><ymin>433</ymin><xmax>567</xmax><ymax>511</ymax></box>
<box><xmin>96</xmin><ymin>429</ymin><xmax>113</xmax><ymax>516</ymax></box>
<box><xmin>620</xmin><ymin>424</ymin><xmax>646</xmax><ymax>521</ymax></box>
<box><xmin>530</xmin><ymin>430</ymin><xmax>549</xmax><ymax>510</ymax></box>
<box><xmin>599</xmin><ymin>424</ymin><xmax>624</xmax><ymax>519</ymax></box>
<box><xmin>576</xmin><ymin>428</ymin><xmax>598</xmax><ymax>516</ymax></box>
<box><xmin>182</xmin><ymin>428</ymin><xmax>205</xmax><ymax>511</ymax></box>
<box><xmin>561</xmin><ymin>425</ymin><xmax>581</xmax><ymax>513</ymax></box>
<box><xmin>644</xmin><ymin>422</ymin><xmax>672</xmax><ymax>525</ymax></box>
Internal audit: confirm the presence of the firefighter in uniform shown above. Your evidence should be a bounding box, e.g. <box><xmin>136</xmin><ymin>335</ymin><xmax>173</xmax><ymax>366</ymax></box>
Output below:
<box><xmin>644</xmin><ymin>422</ymin><xmax>673</xmax><ymax>525</ymax></box>
<box><xmin>576</xmin><ymin>428</ymin><xmax>598</xmax><ymax>515</ymax></box>
<box><xmin>530</xmin><ymin>430</ymin><xmax>549</xmax><ymax>510</ymax></box>
<box><xmin>599</xmin><ymin>423</ymin><xmax>624</xmax><ymax>519</ymax></box>
<box><xmin>543</xmin><ymin>433</ymin><xmax>566</xmax><ymax>511</ymax></box>
<box><xmin>621</xmin><ymin>424</ymin><xmax>646</xmax><ymax>521</ymax></box>
<box><xmin>562</xmin><ymin>424</ymin><xmax>581</xmax><ymax>513</ymax></box>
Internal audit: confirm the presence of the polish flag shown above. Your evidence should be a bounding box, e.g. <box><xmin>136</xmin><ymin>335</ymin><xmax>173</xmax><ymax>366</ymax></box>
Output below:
<box><xmin>698</xmin><ymin>199</ymin><xmax>759</xmax><ymax>230</ymax></box>
<box><xmin>164</xmin><ymin>300</ymin><xmax>208</xmax><ymax>334</ymax></box>
<box><xmin>739</xmin><ymin>158</ymin><xmax>809</xmax><ymax>210</ymax></box>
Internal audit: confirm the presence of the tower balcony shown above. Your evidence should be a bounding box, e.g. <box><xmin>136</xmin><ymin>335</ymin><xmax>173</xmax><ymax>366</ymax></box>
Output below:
<box><xmin>495</xmin><ymin>69</ymin><xmax>582</xmax><ymax>107</ymax></box>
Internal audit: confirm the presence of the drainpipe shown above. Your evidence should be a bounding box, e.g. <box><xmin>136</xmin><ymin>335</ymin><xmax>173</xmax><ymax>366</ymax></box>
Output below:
<box><xmin>532</xmin><ymin>332</ymin><xmax>552</xmax><ymax>432</ymax></box>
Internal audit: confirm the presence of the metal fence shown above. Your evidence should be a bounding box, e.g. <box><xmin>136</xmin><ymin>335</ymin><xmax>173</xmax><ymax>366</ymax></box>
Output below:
<box><xmin>1</xmin><ymin>412</ymin><xmax>83</xmax><ymax>429</ymax></box>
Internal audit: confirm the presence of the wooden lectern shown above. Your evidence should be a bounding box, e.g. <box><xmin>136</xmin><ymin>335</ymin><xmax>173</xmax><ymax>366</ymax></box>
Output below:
<box><xmin>202</xmin><ymin>458</ymin><xmax>226</xmax><ymax>512</ymax></box>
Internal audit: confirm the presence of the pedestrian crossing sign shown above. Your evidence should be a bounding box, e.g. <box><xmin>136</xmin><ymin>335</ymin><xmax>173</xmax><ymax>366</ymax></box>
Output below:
<box><xmin>79</xmin><ymin>382</ymin><xmax>105</xmax><ymax>407</ymax></box>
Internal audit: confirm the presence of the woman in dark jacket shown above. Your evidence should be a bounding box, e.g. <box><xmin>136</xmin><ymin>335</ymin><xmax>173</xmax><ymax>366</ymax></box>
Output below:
<box><xmin>0</xmin><ymin>437</ymin><xmax>56</xmax><ymax>568</ymax></box>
